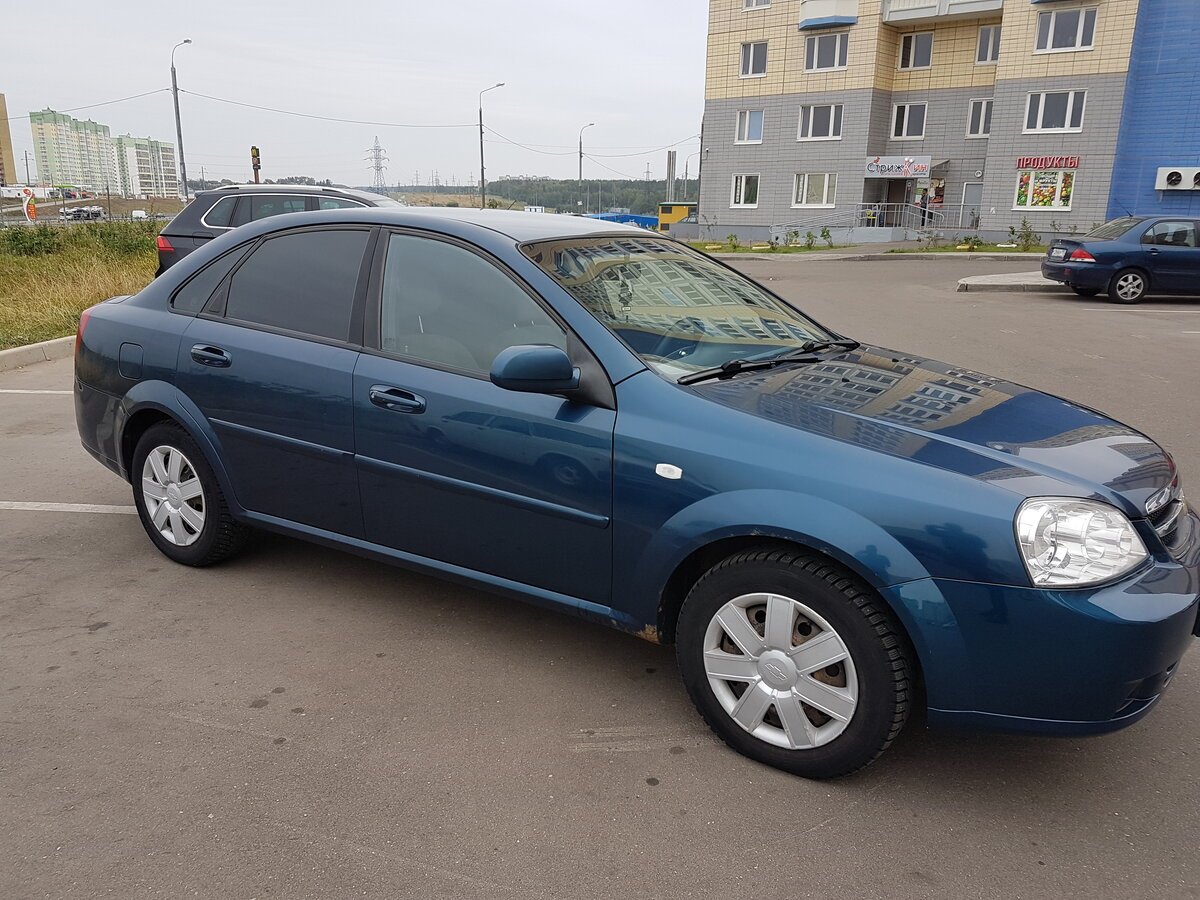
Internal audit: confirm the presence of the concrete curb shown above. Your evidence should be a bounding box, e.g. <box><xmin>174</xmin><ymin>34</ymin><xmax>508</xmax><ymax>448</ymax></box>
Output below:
<box><xmin>956</xmin><ymin>279</ymin><xmax>1071</xmax><ymax>294</ymax></box>
<box><xmin>0</xmin><ymin>336</ymin><xmax>74</xmax><ymax>373</ymax></box>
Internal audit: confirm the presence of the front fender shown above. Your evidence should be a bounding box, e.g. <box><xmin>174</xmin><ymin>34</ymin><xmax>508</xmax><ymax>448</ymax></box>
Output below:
<box><xmin>118</xmin><ymin>380</ymin><xmax>246</xmax><ymax>518</ymax></box>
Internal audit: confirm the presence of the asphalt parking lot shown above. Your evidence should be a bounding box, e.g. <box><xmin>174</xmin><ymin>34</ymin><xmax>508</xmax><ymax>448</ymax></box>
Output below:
<box><xmin>2</xmin><ymin>258</ymin><xmax>1199</xmax><ymax>899</ymax></box>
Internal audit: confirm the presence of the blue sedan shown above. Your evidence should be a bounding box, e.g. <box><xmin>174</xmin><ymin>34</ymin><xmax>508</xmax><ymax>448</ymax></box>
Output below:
<box><xmin>1042</xmin><ymin>215</ymin><xmax>1200</xmax><ymax>302</ymax></box>
<box><xmin>74</xmin><ymin>209</ymin><xmax>1199</xmax><ymax>778</ymax></box>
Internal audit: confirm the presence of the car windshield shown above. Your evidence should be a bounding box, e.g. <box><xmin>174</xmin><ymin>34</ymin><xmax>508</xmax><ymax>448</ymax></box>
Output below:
<box><xmin>522</xmin><ymin>236</ymin><xmax>836</xmax><ymax>379</ymax></box>
<box><xmin>1085</xmin><ymin>217</ymin><xmax>1143</xmax><ymax>240</ymax></box>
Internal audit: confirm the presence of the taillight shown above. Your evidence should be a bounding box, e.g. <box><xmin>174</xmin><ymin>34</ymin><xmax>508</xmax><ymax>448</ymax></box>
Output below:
<box><xmin>75</xmin><ymin>306</ymin><xmax>93</xmax><ymax>356</ymax></box>
<box><xmin>156</xmin><ymin>234</ymin><xmax>175</xmax><ymax>253</ymax></box>
<box><xmin>1069</xmin><ymin>247</ymin><xmax>1096</xmax><ymax>262</ymax></box>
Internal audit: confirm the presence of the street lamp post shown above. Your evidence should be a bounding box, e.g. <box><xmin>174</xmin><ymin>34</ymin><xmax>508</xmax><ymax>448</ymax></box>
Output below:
<box><xmin>171</xmin><ymin>39</ymin><xmax>192</xmax><ymax>200</ymax></box>
<box><xmin>683</xmin><ymin>151</ymin><xmax>701</xmax><ymax>200</ymax></box>
<box><xmin>578</xmin><ymin>122</ymin><xmax>594</xmax><ymax>214</ymax></box>
<box><xmin>478</xmin><ymin>82</ymin><xmax>504</xmax><ymax>209</ymax></box>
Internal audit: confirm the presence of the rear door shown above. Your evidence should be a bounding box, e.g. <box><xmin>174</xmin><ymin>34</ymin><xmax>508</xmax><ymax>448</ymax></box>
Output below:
<box><xmin>1140</xmin><ymin>220</ymin><xmax>1200</xmax><ymax>292</ymax></box>
<box><xmin>176</xmin><ymin>225</ymin><xmax>375</xmax><ymax>536</ymax></box>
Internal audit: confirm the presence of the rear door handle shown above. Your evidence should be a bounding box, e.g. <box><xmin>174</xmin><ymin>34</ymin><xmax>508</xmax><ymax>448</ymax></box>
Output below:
<box><xmin>1148</xmin><ymin>247</ymin><xmax>1161</xmax><ymax>255</ymax></box>
<box><xmin>190</xmin><ymin>344</ymin><xmax>231</xmax><ymax>368</ymax></box>
<box><xmin>369</xmin><ymin>385</ymin><xmax>426</xmax><ymax>414</ymax></box>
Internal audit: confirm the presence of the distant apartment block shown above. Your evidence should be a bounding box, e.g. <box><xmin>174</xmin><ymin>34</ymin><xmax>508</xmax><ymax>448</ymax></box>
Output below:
<box><xmin>0</xmin><ymin>94</ymin><xmax>18</xmax><ymax>186</ymax></box>
<box><xmin>700</xmin><ymin>0</ymin><xmax>1200</xmax><ymax>239</ymax></box>
<box><xmin>113</xmin><ymin>135</ymin><xmax>178</xmax><ymax>199</ymax></box>
<box><xmin>30</xmin><ymin>109</ymin><xmax>117</xmax><ymax>192</ymax></box>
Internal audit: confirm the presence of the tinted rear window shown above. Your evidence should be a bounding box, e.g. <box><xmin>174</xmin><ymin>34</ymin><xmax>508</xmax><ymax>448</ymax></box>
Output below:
<box><xmin>203</xmin><ymin>196</ymin><xmax>237</xmax><ymax>228</ymax></box>
<box><xmin>171</xmin><ymin>246</ymin><xmax>250</xmax><ymax>314</ymax></box>
<box><xmin>224</xmin><ymin>229</ymin><xmax>369</xmax><ymax>341</ymax></box>
<box><xmin>1085</xmin><ymin>217</ymin><xmax>1143</xmax><ymax>240</ymax></box>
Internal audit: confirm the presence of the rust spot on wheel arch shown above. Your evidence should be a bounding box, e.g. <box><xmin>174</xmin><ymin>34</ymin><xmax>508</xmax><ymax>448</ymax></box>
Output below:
<box><xmin>636</xmin><ymin>624</ymin><xmax>660</xmax><ymax>644</ymax></box>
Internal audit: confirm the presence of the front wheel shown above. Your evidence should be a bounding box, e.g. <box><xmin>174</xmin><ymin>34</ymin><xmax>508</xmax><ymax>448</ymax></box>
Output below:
<box><xmin>676</xmin><ymin>548</ymin><xmax>913</xmax><ymax>779</ymax></box>
<box><xmin>1109</xmin><ymin>269</ymin><xmax>1148</xmax><ymax>304</ymax></box>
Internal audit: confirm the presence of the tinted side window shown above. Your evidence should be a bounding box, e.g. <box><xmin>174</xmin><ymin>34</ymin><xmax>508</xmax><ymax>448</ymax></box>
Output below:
<box><xmin>380</xmin><ymin>234</ymin><xmax>566</xmax><ymax>375</ymax></box>
<box><xmin>1143</xmin><ymin>221</ymin><xmax>1198</xmax><ymax>247</ymax></box>
<box><xmin>202</xmin><ymin>196</ymin><xmax>237</xmax><ymax>228</ymax></box>
<box><xmin>225</xmin><ymin>229</ymin><xmax>369</xmax><ymax>341</ymax></box>
<box><xmin>249</xmin><ymin>195</ymin><xmax>309</xmax><ymax>221</ymax></box>
<box><xmin>318</xmin><ymin>197</ymin><xmax>367</xmax><ymax>210</ymax></box>
<box><xmin>171</xmin><ymin>246</ymin><xmax>250</xmax><ymax>314</ymax></box>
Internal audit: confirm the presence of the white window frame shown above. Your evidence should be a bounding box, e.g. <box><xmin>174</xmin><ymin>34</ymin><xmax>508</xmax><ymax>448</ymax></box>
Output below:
<box><xmin>742</xmin><ymin>0</ymin><xmax>770</xmax><ymax>8</ymax></box>
<box><xmin>735</xmin><ymin>109</ymin><xmax>765</xmax><ymax>144</ymax></box>
<box><xmin>898</xmin><ymin>32</ymin><xmax>934</xmax><ymax>71</ymax></box>
<box><xmin>976</xmin><ymin>24</ymin><xmax>1001</xmax><ymax>64</ymax></box>
<box><xmin>797</xmin><ymin>103</ymin><xmax>844</xmax><ymax>141</ymax></box>
<box><xmin>792</xmin><ymin>173</ymin><xmax>838</xmax><ymax>209</ymax></box>
<box><xmin>731</xmin><ymin>173</ymin><xmax>761</xmax><ymax>208</ymax></box>
<box><xmin>804</xmin><ymin>32</ymin><xmax>849</xmax><ymax>72</ymax></box>
<box><xmin>966</xmin><ymin>98</ymin><xmax>993</xmax><ymax>138</ymax></box>
<box><xmin>1024</xmin><ymin>90</ymin><xmax>1086</xmax><ymax>134</ymax></box>
<box><xmin>740</xmin><ymin>41</ymin><xmax>768</xmax><ymax>78</ymax></box>
<box><xmin>1013</xmin><ymin>169</ymin><xmax>1076</xmax><ymax>211</ymax></box>
<box><xmin>891</xmin><ymin>102</ymin><xmax>927</xmax><ymax>141</ymax></box>
<box><xmin>1035</xmin><ymin>7</ymin><xmax>1098</xmax><ymax>54</ymax></box>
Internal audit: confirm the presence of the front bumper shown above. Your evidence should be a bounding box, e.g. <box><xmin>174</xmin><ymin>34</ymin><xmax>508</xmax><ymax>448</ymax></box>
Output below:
<box><xmin>1041</xmin><ymin>259</ymin><xmax>1114</xmax><ymax>290</ymax></box>
<box><xmin>883</xmin><ymin>506</ymin><xmax>1200</xmax><ymax>736</ymax></box>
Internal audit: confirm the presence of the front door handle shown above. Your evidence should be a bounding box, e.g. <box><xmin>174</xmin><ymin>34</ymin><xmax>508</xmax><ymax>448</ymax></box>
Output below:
<box><xmin>369</xmin><ymin>385</ymin><xmax>426</xmax><ymax>414</ymax></box>
<box><xmin>190</xmin><ymin>344</ymin><xmax>231</xmax><ymax>368</ymax></box>
<box><xmin>1148</xmin><ymin>247</ymin><xmax>1161</xmax><ymax>255</ymax></box>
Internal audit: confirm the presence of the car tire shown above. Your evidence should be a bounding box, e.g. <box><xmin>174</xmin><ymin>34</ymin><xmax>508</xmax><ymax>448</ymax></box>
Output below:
<box><xmin>1109</xmin><ymin>269</ymin><xmax>1148</xmax><ymax>304</ymax></box>
<box><xmin>675</xmin><ymin>548</ymin><xmax>913</xmax><ymax>779</ymax></box>
<box><xmin>131</xmin><ymin>422</ymin><xmax>249</xmax><ymax>566</ymax></box>
<box><xmin>1071</xmin><ymin>287</ymin><xmax>1101</xmax><ymax>297</ymax></box>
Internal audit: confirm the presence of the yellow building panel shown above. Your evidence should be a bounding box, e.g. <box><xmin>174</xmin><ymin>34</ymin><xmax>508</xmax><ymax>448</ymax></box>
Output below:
<box><xmin>994</xmin><ymin>0</ymin><xmax>1137</xmax><ymax>80</ymax></box>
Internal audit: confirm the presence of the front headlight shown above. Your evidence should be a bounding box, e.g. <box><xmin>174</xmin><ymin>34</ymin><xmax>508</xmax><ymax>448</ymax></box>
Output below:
<box><xmin>1015</xmin><ymin>498</ymin><xmax>1148</xmax><ymax>587</ymax></box>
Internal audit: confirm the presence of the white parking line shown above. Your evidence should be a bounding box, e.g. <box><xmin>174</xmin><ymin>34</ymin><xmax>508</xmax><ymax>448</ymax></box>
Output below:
<box><xmin>0</xmin><ymin>389</ymin><xmax>72</xmax><ymax>394</ymax></box>
<box><xmin>1082</xmin><ymin>308</ymin><xmax>1200</xmax><ymax>312</ymax></box>
<box><xmin>0</xmin><ymin>501</ymin><xmax>136</xmax><ymax>515</ymax></box>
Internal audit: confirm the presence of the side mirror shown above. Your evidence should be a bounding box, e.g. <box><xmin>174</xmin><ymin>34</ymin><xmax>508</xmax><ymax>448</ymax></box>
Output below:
<box><xmin>490</xmin><ymin>344</ymin><xmax>581</xmax><ymax>394</ymax></box>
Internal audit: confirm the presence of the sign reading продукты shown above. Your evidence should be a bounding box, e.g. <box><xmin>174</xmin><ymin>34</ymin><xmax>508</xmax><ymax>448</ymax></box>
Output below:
<box><xmin>1016</xmin><ymin>156</ymin><xmax>1080</xmax><ymax>169</ymax></box>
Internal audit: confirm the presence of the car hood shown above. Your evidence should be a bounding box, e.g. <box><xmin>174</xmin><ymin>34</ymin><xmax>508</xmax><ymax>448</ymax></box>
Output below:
<box><xmin>692</xmin><ymin>345</ymin><xmax>1174</xmax><ymax>517</ymax></box>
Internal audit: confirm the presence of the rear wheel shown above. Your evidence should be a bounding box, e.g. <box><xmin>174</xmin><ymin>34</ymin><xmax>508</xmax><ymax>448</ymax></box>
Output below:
<box><xmin>132</xmin><ymin>423</ymin><xmax>249</xmax><ymax>566</ymax></box>
<box><xmin>676</xmin><ymin>548</ymin><xmax>913</xmax><ymax>779</ymax></box>
<box><xmin>1109</xmin><ymin>269</ymin><xmax>1148</xmax><ymax>304</ymax></box>
<box><xmin>1071</xmin><ymin>286</ymin><xmax>1101</xmax><ymax>297</ymax></box>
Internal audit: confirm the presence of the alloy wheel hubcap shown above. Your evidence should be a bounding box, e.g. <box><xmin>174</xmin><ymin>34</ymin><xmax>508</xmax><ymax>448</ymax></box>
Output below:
<box><xmin>141</xmin><ymin>445</ymin><xmax>206</xmax><ymax>547</ymax></box>
<box><xmin>702</xmin><ymin>593</ymin><xmax>858</xmax><ymax>750</ymax></box>
<box><xmin>1117</xmin><ymin>274</ymin><xmax>1143</xmax><ymax>300</ymax></box>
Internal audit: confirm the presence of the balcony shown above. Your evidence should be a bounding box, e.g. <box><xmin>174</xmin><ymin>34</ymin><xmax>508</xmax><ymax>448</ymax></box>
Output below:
<box><xmin>882</xmin><ymin>0</ymin><xmax>1003</xmax><ymax>24</ymax></box>
<box><xmin>798</xmin><ymin>0</ymin><xmax>858</xmax><ymax>30</ymax></box>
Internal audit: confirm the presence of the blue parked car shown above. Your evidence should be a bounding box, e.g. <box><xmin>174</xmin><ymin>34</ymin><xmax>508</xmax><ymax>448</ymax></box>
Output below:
<box><xmin>75</xmin><ymin>209</ymin><xmax>1199</xmax><ymax>778</ymax></box>
<box><xmin>1042</xmin><ymin>215</ymin><xmax>1200</xmax><ymax>303</ymax></box>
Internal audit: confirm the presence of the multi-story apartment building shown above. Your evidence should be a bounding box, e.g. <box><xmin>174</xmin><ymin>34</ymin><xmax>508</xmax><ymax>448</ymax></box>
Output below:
<box><xmin>0</xmin><ymin>94</ymin><xmax>18</xmax><ymax>186</ymax></box>
<box><xmin>699</xmin><ymin>0</ymin><xmax>1200</xmax><ymax>240</ymax></box>
<box><xmin>113</xmin><ymin>134</ymin><xmax>179</xmax><ymax>199</ymax></box>
<box><xmin>29</xmin><ymin>109</ymin><xmax>118</xmax><ymax>192</ymax></box>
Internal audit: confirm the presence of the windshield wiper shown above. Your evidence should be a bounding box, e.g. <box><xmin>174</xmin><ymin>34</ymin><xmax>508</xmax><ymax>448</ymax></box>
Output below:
<box><xmin>797</xmin><ymin>338</ymin><xmax>861</xmax><ymax>354</ymax></box>
<box><xmin>677</xmin><ymin>354</ymin><xmax>820</xmax><ymax>385</ymax></box>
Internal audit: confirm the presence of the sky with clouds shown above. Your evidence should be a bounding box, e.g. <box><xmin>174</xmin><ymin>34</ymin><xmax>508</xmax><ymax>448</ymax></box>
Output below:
<box><xmin>4</xmin><ymin>0</ymin><xmax>708</xmax><ymax>188</ymax></box>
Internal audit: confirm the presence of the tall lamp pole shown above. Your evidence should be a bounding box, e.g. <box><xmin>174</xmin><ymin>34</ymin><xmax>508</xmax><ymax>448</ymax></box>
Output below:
<box><xmin>578</xmin><ymin>122</ymin><xmax>594</xmax><ymax>214</ymax></box>
<box><xmin>478</xmin><ymin>82</ymin><xmax>504</xmax><ymax>209</ymax></box>
<box><xmin>171</xmin><ymin>39</ymin><xmax>192</xmax><ymax>200</ymax></box>
<box><xmin>683</xmin><ymin>151</ymin><xmax>700</xmax><ymax>200</ymax></box>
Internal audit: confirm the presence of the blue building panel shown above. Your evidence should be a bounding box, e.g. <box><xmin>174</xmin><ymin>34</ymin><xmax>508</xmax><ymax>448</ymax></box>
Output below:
<box><xmin>1108</xmin><ymin>0</ymin><xmax>1200</xmax><ymax>219</ymax></box>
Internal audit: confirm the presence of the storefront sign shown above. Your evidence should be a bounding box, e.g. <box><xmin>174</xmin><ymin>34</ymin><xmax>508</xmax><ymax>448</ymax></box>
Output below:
<box><xmin>1016</xmin><ymin>156</ymin><xmax>1079</xmax><ymax>169</ymax></box>
<box><xmin>864</xmin><ymin>156</ymin><xmax>932</xmax><ymax>178</ymax></box>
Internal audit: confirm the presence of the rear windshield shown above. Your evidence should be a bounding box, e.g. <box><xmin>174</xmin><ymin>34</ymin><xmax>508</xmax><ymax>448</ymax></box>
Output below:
<box><xmin>1085</xmin><ymin>217</ymin><xmax>1144</xmax><ymax>240</ymax></box>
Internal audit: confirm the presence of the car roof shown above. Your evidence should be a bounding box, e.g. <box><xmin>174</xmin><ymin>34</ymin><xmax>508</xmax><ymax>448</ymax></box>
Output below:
<box><xmin>203</xmin><ymin>184</ymin><xmax>390</xmax><ymax>203</ymax></box>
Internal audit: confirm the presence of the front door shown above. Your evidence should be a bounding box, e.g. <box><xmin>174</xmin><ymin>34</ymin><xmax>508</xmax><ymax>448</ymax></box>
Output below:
<box><xmin>353</xmin><ymin>231</ymin><xmax>615</xmax><ymax>603</ymax></box>
<box><xmin>961</xmin><ymin>183</ymin><xmax>983</xmax><ymax>228</ymax></box>
<box><xmin>176</xmin><ymin>227</ymin><xmax>372</xmax><ymax>537</ymax></box>
<box><xmin>1140</xmin><ymin>220</ymin><xmax>1200</xmax><ymax>293</ymax></box>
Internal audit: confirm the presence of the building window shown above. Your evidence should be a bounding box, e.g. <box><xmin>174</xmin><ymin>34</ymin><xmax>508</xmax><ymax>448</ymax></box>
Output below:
<box><xmin>743</xmin><ymin>0</ymin><xmax>770</xmax><ymax>8</ymax></box>
<box><xmin>740</xmin><ymin>41</ymin><xmax>767</xmax><ymax>77</ymax></box>
<box><xmin>899</xmin><ymin>32</ymin><xmax>933</xmax><ymax>70</ymax></box>
<box><xmin>891</xmin><ymin>103</ymin><xmax>927</xmax><ymax>140</ymax></box>
<box><xmin>805</xmin><ymin>32</ymin><xmax>848</xmax><ymax>72</ymax></box>
<box><xmin>977</xmin><ymin>25</ymin><xmax>1001</xmax><ymax>63</ymax></box>
<box><xmin>793</xmin><ymin>173</ymin><xmax>838</xmax><ymax>208</ymax></box>
<box><xmin>731</xmin><ymin>174</ymin><xmax>760</xmax><ymax>208</ymax></box>
<box><xmin>1025</xmin><ymin>91</ymin><xmax>1086</xmax><ymax>133</ymax></box>
<box><xmin>798</xmin><ymin>104</ymin><xmax>844</xmax><ymax>141</ymax></box>
<box><xmin>1035</xmin><ymin>7</ymin><xmax>1097</xmax><ymax>53</ymax></box>
<box><xmin>967</xmin><ymin>99</ymin><xmax>993</xmax><ymax>137</ymax></box>
<box><xmin>1014</xmin><ymin>170</ymin><xmax>1075</xmax><ymax>210</ymax></box>
<box><xmin>735</xmin><ymin>110</ymin><xmax>765</xmax><ymax>144</ymax></box>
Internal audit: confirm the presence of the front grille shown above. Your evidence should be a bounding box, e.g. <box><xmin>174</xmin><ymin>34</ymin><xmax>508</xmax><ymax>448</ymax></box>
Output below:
<box><xmin>1149</xmin><ymin>498</ymin><xmax>1186</xmax><ymax>551</ymax></box>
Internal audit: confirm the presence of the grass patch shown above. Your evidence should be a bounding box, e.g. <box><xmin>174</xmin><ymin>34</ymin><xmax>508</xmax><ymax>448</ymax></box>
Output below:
<box><xmin>0</xmin><ymin>222</ymin><xmax>158</xmax><ymax>349</ymax></box>
<box><xmin>687</xmin><ymin>242</ymin><xmax>848</xmax><ymax>254</ymax></box>
<box><xmin>887</xmin><ymin>243</ymin><xmax>1047</xmax><ymax>254</ymax></box>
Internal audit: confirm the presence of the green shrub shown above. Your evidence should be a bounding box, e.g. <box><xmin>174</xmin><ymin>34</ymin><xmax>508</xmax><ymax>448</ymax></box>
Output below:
<box><xmin>725</xmin><ymin>233</ymin><xmax>740</xmax><ymax>251</ymax></box>
<box><xmin>0</xmin><ymin>225</ymin><xmax>63</xmax><ymax>256</ymax></box>
<box><xmin>820</xmin><ymin>226</ymin><xmax>834</xmax><ymax>249</ymax></box>
<box><xmin>804</xmin><ymin>231</ymin><xmax>816</xmax><ymax>249</ymax></box>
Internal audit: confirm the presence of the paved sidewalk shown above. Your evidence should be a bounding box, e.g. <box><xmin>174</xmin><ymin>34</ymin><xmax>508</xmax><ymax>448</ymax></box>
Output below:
<box><xmin>956</xmin><ymin>270</ymin><xmax>1071</xmax><ymax>293</ymax></box>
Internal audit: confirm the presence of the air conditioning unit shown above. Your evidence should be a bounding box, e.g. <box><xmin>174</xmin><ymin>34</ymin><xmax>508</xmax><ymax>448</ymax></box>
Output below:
<box><xmin>1155</xmin><ymin>166</ymin><xmax>1200</xmax><ymax>190</ymax></box>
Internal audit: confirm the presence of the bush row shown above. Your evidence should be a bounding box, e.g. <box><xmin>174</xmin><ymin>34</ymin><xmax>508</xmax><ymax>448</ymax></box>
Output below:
<box><xmin>0</xmin><ymin>221</ymin><xmax>163</xmax><ymax>257</ymax></box>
